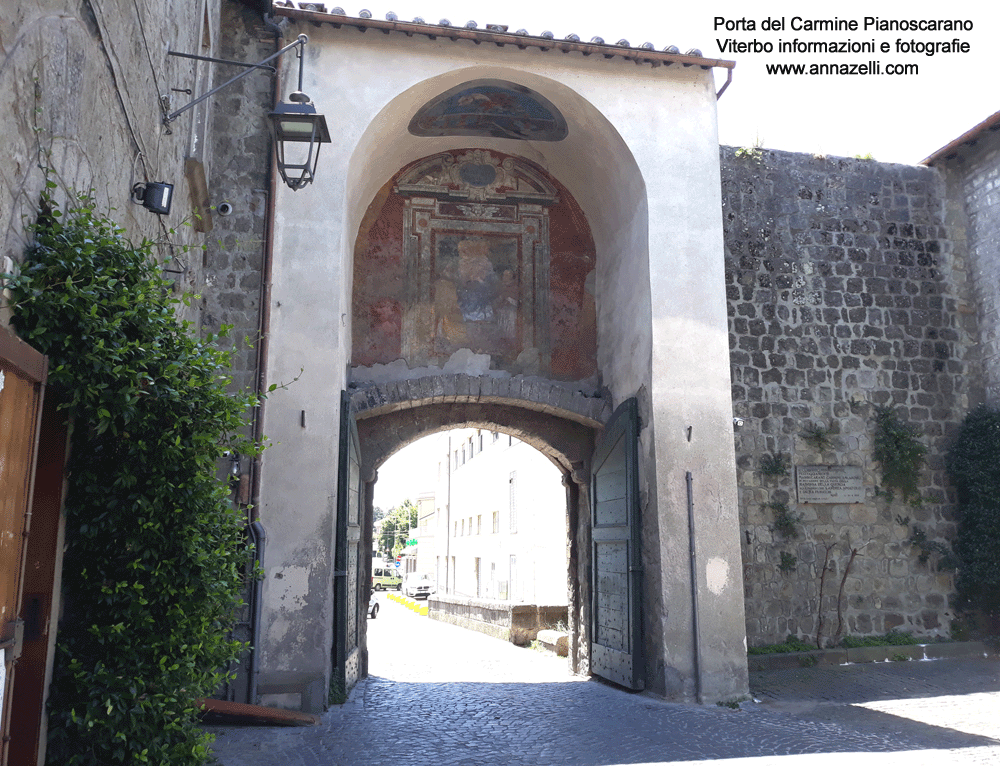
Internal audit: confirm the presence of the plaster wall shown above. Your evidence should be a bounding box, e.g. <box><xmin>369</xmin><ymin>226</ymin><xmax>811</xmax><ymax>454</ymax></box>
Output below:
<box><xmin>642</xmin><ymin>96</ymin><xmax>747</xmax><ymax>699</ymax></box>
<box><xmin>262</xmin><ymin>15</ymin><xmax>744</xmax><ymax>702</ymax></box>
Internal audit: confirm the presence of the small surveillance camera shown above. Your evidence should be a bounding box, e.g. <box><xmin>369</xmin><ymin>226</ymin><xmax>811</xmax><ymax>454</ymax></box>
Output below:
<box><xmin>217</xmin><ymin>202</ymin><xmax>233</xmax><ymax>216</ymax></box>
<box><xmin>733</xmin><ymin>417</ymin><xmax>745</xmax><ymax>428</ymax></box>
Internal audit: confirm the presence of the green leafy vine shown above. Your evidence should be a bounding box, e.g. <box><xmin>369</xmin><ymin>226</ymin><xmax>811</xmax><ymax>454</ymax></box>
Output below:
<box><xmin>872</xmin><ymin>406</ymin><xmax>926</xmax><ymax>505</ymax></box>
<box><xmin>7</xmin><ymin>188</ymin><xmax>265</xmax><ymax>765</ymax></box>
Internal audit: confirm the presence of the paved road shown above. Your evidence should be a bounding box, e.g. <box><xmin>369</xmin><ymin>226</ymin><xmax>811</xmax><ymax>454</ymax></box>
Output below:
<box><xmin>206</xmin><ymin>598</ymin><xmax>1000</xmax><ymax>765</ymax></box>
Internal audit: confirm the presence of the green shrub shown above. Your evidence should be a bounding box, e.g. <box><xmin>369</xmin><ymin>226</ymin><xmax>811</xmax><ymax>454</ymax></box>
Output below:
<box><xmin>840</xmin><ymin>631</ymin><xmax>921</xmax><ymax>648</ymax></box>
<box><xmin>764</xmin><ymin>500</ymin><xmax>803</xmax><ymax>540</ymax></box>
<box><xmin>778</xmin><ymin>551</ymin><xmax>797</xmax><ymax>573</ymax></box>
<box><xmin>8</xmin><ymin>189</ymin><xmax>262</xmax><ymax>765</ymax></box>
<box><xmin>747</xmin><ymin>635</ymin><xmax>816</xmax><ymax>654</ymax></box>
<box><xmin>760</xmin><ymin>452</ymin><xmax>789</xmax><ymax>477</ymax></box>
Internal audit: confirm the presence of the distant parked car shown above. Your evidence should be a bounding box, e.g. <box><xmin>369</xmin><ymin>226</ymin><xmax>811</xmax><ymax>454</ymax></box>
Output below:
<box><xmin>372</xmin><ymin>565</ymin><xmax>402</xmax><ymax>591</ymax></box>
<box><xmin>403</xmin><ymin>572</ymin><xmax>434</xmax><ymax>599</ymax></box>
<box><xmin>368</xmin><ymin>592</ymin><xmax>380</xmax><ymax>618</ymax></box>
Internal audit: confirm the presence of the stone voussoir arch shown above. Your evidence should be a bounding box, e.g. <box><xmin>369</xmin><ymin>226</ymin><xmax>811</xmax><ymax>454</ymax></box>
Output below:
<box><xmin>349</xmin><ymin>374</ymin><xmax>611</xmax><ymax>480</ymax></box>
<box><xmin>349</xmin><ymin>373</ymin><xmax>611</xmax><ymax>428</ymax></box>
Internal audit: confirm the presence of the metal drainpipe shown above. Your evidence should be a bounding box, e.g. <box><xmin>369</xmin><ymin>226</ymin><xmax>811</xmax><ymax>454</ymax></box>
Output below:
<box><xmin>247</xmin><ymin>520</ymin><xmax>266</xmax><ymax>703</ymax></box>
<box><xmin>249</xmin><ymin>14</ymin><xmax>281</xmax><ymax>518</ymax></box>
<box><xmin>716</xmin><ymin>68</ymin><xmax>734</xmax><ymax>99</ymax></box>
<box><xmin>686</xmin><ymin>471</ymin><xmax>704</xmax><ymax>704</ymax></box>
<box><xmin>243</xmin><ymin>10</ymin><xmax>281</xmax><ymax>706</ymax></box>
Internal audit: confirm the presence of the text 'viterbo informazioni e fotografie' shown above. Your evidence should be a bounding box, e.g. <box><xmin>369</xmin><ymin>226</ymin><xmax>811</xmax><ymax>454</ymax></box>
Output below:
<box><xmin>712</xmin><ymin>15</ymin><xmax>973</xmax><ymax>76</ymax></box>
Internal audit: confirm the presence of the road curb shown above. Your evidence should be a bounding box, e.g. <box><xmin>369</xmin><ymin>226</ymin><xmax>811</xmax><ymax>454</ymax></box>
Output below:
<box><xmin>387</xmin><ymin>592</ymin><xmax>429</xmax><ymax>615</ymax></box>
<box><xmin>748</xmin><ymin>640</ymin><xmax>991</xmax><ymax>672</ymax></box>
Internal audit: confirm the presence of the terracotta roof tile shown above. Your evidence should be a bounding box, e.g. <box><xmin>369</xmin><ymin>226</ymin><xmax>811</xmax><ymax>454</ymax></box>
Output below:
<box><xmin>271</xmin><ymin>2</ymin><xmax>735</xmax><ymax>71</ymax></box>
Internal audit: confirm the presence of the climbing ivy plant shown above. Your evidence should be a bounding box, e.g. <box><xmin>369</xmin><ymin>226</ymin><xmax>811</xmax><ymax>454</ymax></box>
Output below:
<box><xmin>946</xmin><ymin>405</ymin><xmax>1000</xmax><ymax>616</ymax></box>
<box><xmin>7</xmin><ymin>188</ymin><xmax>263</xmax><ymax>765</ymax></box>
<box><xmin>872</xmin><ymin>405</ymin><xmax>926</xmax><ymax>505</ymax></box>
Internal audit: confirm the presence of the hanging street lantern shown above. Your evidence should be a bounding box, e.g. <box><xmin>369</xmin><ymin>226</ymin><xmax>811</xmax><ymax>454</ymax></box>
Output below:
<box><xmin>163</xmin><ymin>34</ymin><xmax>330</xmax><ymax>192</ymax></box>
<box><xmin>267</xmin><ymin>95</ymin><xmax>331</xmax><ymax>191</ymax></box>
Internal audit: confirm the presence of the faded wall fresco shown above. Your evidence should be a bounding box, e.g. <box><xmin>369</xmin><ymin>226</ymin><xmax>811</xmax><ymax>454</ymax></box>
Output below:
<box><xmin>352</xmin><ymin>150</ymin><xmax>597</xmax><ymax>382</ymax></box>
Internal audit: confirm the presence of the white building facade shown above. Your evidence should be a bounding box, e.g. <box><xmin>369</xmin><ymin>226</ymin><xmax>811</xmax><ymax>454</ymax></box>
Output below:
<box><xmin>432</xmin><ymin>429</ymin><xmax>568</xmax><ymax>605</ymax></box>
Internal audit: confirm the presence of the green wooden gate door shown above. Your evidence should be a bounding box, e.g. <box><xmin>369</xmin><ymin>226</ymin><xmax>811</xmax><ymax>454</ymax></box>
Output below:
<box><xmin>333</xmin><ymin>392</ymin><xmax>364</xmax><ymax>694</ymax></box>
<box><xmin>590</xmin><ymin>397</ymin><xmax>644</xmax><ymax>690</ymax></box>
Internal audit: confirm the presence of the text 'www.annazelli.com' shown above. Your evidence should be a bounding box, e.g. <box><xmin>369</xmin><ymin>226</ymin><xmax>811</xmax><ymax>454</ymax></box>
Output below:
<box><xmin>765</xmin><ymin>61</ymin><xmax>919</xmax><ymax>75</ymax></box>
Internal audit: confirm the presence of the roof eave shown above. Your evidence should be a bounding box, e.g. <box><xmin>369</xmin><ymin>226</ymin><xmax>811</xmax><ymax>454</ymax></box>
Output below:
<box><xmin>922</xmin><ymin>109</ymin><xmax>1000</xmax><ymax>167</ymax></box>
<box><xmin>272</xmin><ymin>5</ymin><xmax>736</xmax><ymax>71</ymax></box>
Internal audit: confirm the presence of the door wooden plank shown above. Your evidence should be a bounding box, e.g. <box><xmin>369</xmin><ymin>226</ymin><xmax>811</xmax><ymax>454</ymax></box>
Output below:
<box><xmin>589</xmin><ymin>397</ymin><xmax>644</xmax><ymax>691</ymax></box>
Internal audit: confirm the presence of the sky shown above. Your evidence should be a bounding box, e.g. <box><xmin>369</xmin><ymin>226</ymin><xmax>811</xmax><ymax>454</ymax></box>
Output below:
<box><xmin>370</xmin><ymin>0</ymin><xmax>995</xmax><ymax>509</ymax></box>
<box><xmin>334</xmin><ymin>0</ymin><xmax>995</xmax><ymax>164</ymax></box>
<box><xmin>375</xmin><ymin>437</ymin><xmax>440</xmax><ymax>512</ymax></box>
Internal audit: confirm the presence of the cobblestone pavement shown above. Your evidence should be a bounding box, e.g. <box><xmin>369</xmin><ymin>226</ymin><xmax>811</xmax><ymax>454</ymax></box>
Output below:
<box><xmin>207</xmin><ymin>599</ymin><xmax>1000</xmax><ymax>765</ymax></box>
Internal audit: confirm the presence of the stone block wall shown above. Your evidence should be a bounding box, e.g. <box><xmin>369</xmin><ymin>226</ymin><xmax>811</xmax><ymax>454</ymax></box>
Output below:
<box><xmin>428</xmin><ymin>593</ymin><xmax>568</xmax><ymax>642</ymax></box>
<box><xmin>200</xmin><ymin>1</ymin><xmax>275</xmax><ymax>396</ymax></box>
<box><xmin>721</xmin><ymin>147</ymin><xmax>982</xmax><ymax>647</ymax></box>
<box><xmin>1</xmin><ymin>0</ymin><xmax>217</xmax><ymax>328</ymax></box>
<box><xmin>934</xmin><ymin>124</ymin><xmax>1000</xmax><ymax>404</ymax></box>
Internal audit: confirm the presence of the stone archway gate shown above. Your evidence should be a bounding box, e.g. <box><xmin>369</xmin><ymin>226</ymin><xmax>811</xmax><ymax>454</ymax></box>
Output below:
<box><xmin>345</xmin><ymin>374</ymin><xmax>609</xmax><ymax>679</ymax></box>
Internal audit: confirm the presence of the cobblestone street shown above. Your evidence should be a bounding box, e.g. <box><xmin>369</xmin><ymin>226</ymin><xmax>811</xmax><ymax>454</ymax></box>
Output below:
<box><xmin>207</xmin><ymin>599</ymin><xmax>1000</xmax><ymax>765</ymax></box>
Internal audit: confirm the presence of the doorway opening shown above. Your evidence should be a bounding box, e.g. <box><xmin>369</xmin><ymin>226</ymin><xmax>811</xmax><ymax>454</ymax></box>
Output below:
<box><xmin>374</xmin><ymin>427</ymin><xmax>569</xmax><ymax>612</ymax></box>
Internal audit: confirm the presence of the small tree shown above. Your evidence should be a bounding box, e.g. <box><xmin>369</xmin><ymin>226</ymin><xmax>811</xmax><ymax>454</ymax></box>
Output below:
<box><xmin>378</xmin><ymin>499</ymin><xmax>419</xmax><ymax>557</ymax></box>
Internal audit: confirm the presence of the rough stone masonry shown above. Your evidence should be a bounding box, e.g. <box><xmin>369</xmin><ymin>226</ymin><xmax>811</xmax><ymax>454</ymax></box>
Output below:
<box><xmin>721</xmin><ymin>146</ymin><xmax>981</xmax><ymax>647</ymax></box>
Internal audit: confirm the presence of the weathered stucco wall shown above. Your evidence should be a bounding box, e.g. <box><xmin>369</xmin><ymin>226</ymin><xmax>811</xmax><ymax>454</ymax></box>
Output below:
<box><xmin>261</xmin><ymin>9</ymin><xmax>746</xmax><ymax>705</ymax></box>
<box><xmin>722</xmin><ymin>147</ymin><xmax>981</xmax><ymax>647</ymax></box>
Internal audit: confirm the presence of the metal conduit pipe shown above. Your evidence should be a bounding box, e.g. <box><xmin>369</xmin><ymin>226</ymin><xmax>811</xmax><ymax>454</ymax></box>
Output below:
<box><xmin>249</xmin><ymin>12</ymin><xmax>282</xmax><ymax>519</ymax></box>
<box><xmin>243</xmin><ymin>9</ymin><xmax>283</xmax><ymax>705</ymax></box>
<box><xmin>686</xmin><ymin>471</ymin><xmax>704</xmax><ymax>704</ymax></box>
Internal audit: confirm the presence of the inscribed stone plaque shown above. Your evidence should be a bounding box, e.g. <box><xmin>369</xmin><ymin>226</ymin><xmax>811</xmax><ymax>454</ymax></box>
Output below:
<box><xmin>795</xmin><ymin>465</ymin><xmax>864</xmax><ymax>503</ymax></box>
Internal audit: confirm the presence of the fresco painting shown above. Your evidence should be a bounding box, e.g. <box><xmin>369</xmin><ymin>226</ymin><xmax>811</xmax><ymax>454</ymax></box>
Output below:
<box><xmin>352</xmin><ymin>150</ymin><xmax>596</xmax><ymax>382</ymax></box>
<box><xmin>431</xmin><ymin>235</ymin><xmax>521</xmax><ymax>362</ymax></box>
<box><xmin>408</xmin><ymin>80</ymin><xmax>569</xmax><ymax>142</ymax></box>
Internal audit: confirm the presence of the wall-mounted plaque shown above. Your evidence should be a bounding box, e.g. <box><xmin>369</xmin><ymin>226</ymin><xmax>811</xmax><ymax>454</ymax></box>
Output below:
<box><xmin>795</xmin><ymin>465</ymin><xmax>864</xmax><ymax>503</ymax></box>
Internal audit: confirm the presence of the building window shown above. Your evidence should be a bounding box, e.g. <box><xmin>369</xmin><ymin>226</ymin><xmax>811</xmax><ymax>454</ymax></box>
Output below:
<box><xmin>477</xmin><ymin>514</ymin><xmax>482</xmax><ymax>534</ymax></box>
<box><xmin>493</xmin><ymin>431</ymin><xmax>500</xmax><ymax>442</ymax></box>
<box><xmin>461</xmin><ymin>519</ymin><xmax>465</xmax><ymax>536</ymax></box>
<box><xmin>478</xmin><ymin>432</ymin><xmax>484</xmax><ymax>451</ymax></box>
<box><xmin>461</xmin><ymin>445</ymin><xmax>466</xmax><ymax>465</ymax></box>
<box><xmin>453</xmin><ymin>450</ymin><xmax>459</xmax><ymax>470</ymax></box>
<box><xmin>509</xmin><ymin>471</ymin><xmax>517</xmax><ymax>533</ymax></box>
<box><xmin>454</xmin><ymin>521</ymin><xmax>458</xmax><ymax>537</ymax></box>
<box><xmin>475</xmin><ymin>557</ymin><xmax>482</xmax><ymax>598</ymax></box>
<box><xmin>492</xmin><ymin>511</ymin><xmax>499</xmax><ymax>534</ymax></box>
